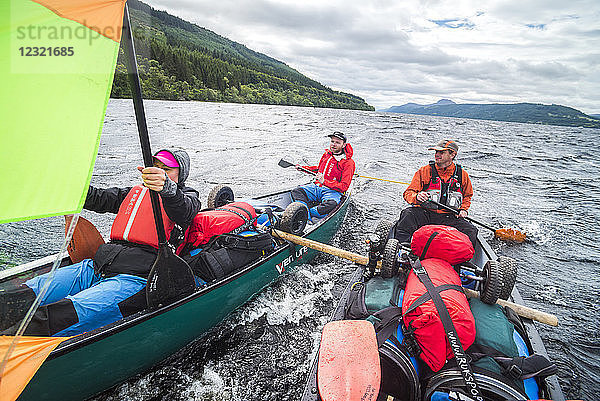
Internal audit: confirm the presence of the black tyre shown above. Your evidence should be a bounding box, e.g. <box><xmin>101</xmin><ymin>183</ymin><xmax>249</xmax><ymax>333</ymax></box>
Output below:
<box><xmin>498</xmin><ymin>256</ymin><xmax>518</xmax><ymax>300</ymax></box>
<box><xmin>207</xmin><ymin>185</ymin><xmax>234</xmax><ymax>208</ymax></box>
<box><xmin>480</xmin><ymin>260</ymin><xmax>502</xmax><ymax>305</ymax></box>
<box><xmin>279</xmin><ymin>202</ymin><xmax>308</xmax><ymax>235</ymax></box>
<box><xmin>380</xmin><ymin>341</ymin><xmax>421</xmax><ymax>401</ymax></box>
<box><xmin>424</xmin><ymin>369</ymin><xmax>527</xmax><ymax>401</ymax></box>
<box><xmin>373</xmin><ymin>219</ymin><xmax>394</xmax><ymax>252</ymax></box>
<box><xmin>381</xmin><ymin>238</ymin><xmax>400</xmax><ymax>278</ymax></box>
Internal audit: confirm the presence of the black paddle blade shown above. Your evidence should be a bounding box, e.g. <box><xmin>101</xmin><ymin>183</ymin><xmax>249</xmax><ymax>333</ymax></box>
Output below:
<box><xmin>278</xmin><ymin>159</ymin><xmax>294</xmax><ymax>168</ymax></box>
<box><xmin>146</xmin><ymin>245</ymin><xmax>196</xmax><ymax>309</ymax></box>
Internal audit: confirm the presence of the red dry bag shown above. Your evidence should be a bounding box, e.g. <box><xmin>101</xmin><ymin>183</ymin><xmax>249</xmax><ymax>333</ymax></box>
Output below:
<box><xmin>181</xmin><ymin>202</ymin><xmax>257</xmax><ymax>250</ymax></box>
<box><xmin>402</xmin><ymin>258</ymin><xmax>476</xmax><ymax>372</ymax></box>
<box><xmin>411</xmin><ymin>224</ymin><xmax>474</xmax><ymax>265</ymax></box>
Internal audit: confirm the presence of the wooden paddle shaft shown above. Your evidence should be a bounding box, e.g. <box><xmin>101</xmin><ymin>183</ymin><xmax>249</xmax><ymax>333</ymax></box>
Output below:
<box><xmin>272</xmin><ymin>229</ymin><xmax>381</xmax><ymax>269</ymax></box>
<box><xmin>463</xmin><ymin>288</ymin><xmax>558</xmax><ymax>327</ymax></box>
<box><xmin>273</xmin><ymin>229</ymin><xmax>558</xmax><ymax>327</ymax></box>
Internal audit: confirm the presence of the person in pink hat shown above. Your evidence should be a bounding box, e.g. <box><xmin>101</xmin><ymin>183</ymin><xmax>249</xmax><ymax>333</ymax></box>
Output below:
<box><xmin>1</xmin><ymin>149</ymin><xmax>200</xmax><ymax>337</ymax></box>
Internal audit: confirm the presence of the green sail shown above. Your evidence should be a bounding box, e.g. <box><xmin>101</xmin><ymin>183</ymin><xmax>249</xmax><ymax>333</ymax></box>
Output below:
<box><xmin>0</xmin><ymin>0</ymin><xmax>125</xmax><ymax>223</ymax></box>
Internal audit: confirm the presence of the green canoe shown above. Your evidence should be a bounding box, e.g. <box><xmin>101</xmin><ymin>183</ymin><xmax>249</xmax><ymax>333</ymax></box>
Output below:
<box><xmin>1</xmin><ymin>186</ymin><xmax>350</xmax><ymax>401</ymax></box>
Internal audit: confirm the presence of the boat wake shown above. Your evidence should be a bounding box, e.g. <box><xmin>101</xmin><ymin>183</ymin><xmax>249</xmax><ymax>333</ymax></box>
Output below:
<box><xmin>232</xmin><ymin>265</ymin><xmax>336</xmax><ymax>327</ymax></box>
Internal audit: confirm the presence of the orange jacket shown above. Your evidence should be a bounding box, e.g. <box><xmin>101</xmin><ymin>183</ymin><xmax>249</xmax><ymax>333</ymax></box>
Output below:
<box><xmin>403</xmin><ymin>162</ymin><xmax>473</xmax><ymax>213</ymax></box>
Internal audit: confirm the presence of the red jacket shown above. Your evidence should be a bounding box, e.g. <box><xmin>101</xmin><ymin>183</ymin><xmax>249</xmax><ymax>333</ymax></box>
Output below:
<box><xmin>303</xmin><ymin>143</ymin><xmax>355</xmax><ymax>193</ymax></box>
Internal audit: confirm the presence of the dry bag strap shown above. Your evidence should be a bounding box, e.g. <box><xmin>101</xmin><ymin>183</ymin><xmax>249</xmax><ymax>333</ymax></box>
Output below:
<box><xmin>411</xmin><ymin>255</ymin><xmax>484</xmax><ymax>401</ymax></box>
<box><xmin>402</xmin><ymin>284</ymin><xmax>464</xmax><ymax>316</ymax></box>
<box><xmin>216</xmin><ymin>232</ymin><xmax>273</xmax><ymax>252</ymax></box>
<box><xmin>467</xmin><ymin>344</ymin><xmax>558</xmax><ymax>380</ymax></box>
<box><xmin>419</xmin><ymin>230</ymin><xmax>438</xmax><ymax>259</ymax></box>
<box><xmin>225</xmin><ymin>204</ymin><xmax>254</xmax><ymax>220</ymax></box>
<box><xmin>213</xmin><ymin>206</ymin><xmax>258</xmax><ymax>234</ymax></box>
<box><xmin>214</xmin><ymin>207</ymin><xmax>251</xmax><ymax>223</ymax></box>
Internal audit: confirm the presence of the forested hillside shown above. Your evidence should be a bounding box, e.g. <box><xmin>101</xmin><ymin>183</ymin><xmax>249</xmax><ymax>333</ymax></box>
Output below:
<box><xmin>111</xmin><ymin>0</ymin><xmax>373</xmax><ymax>110</ymax></box>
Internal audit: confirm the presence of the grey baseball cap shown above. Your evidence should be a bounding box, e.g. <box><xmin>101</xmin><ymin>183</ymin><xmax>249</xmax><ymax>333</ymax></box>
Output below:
<box><xmin>428</xmin><ymin>139</ymin><xmax>458</xmax><ymax>153</ymax></box>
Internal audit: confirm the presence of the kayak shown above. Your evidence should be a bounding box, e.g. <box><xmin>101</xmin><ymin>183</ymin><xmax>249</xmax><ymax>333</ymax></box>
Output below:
<box><xmin>0</xmin><ymin>185</ymin><xmax>350</xmax><ymax>401</ymax></box>
<box><xmin>300</xmin><ymin>228</ymin><xmax>565</xmax><ymax>401</ymax></box>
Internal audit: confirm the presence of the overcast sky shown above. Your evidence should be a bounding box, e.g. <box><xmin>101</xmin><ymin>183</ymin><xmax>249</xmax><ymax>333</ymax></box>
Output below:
<box><xmin>144</xmin><ymin>0</ymin><xmax>600</xmax><ymax>114</ymax></box>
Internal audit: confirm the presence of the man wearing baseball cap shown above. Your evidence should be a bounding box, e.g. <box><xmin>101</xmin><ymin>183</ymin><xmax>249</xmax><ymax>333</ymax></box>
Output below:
<box><xmin>391</xmin><ymin>139</ymin><xmax>478</xmax><ymax>246</ymax></box>
<box><xmin>291</xmin><ymin>131</ymin><xmax>356</xmax><ymax>219</ymax></box>
<box><xmin>1</xmin><ymin>149</ymin><xmax>201</xmax><ymax>336</ymax></box>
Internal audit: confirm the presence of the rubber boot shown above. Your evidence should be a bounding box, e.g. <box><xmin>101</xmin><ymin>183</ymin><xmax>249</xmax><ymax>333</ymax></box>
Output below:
<box><xmin>310</xmin><ymin>200</ymin><xmax>337</xmax><ymax>221</ymax></box>
<box><xmin>0</xmin><ymin>285</ymin><xmax>37</xmax><ymax>332</ymax></box>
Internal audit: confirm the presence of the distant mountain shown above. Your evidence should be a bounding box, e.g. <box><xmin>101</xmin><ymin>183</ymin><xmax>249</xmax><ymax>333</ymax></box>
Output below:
<box><xmin>382</xmin><ymin>100</ymin><xmax>600</xmax><ymax>128</ymax></box>
<box><xmin>382</xmin><ymin>99</ymin><xmax>456</xmax><ymax>113</ymax></box>
<box><xmin>111</xmin><ymin>0</ymin><xmax>373</xmax><ymax>110</ymax></box>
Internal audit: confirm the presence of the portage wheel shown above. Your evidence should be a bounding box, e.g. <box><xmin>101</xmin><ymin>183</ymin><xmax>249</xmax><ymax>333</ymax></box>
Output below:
<box><xmin>381</xmin><ymin>238</ymin><xmax>401</xmax><ymax>278</ymax></box>
<box><xmin>424</xmin><ymin>369</ymin><xmax>527</xmax><ymax>401</ymax></box>
<box><xmin>207</xmin><ymin>185</ymin><xmax>234</xmax><ymax>208</ymax></box>
<box><xmin>498</xmin><ymin>256</ymin><xmax>518</xmax><ymax>300</ymax></box>
<box><xmin>480</xmin><ymin>260</ymin><xmax>502</xmax><ymax>305</ymax></box>
<box><xmin>373</xmin><ymin>219</ymin><xmax>394</xmax><ymax>252</ymax></box>
<box><xmin>279</xmin><ymin>202</ymin><xmax>308</xmax><ymax>235</ymax></box>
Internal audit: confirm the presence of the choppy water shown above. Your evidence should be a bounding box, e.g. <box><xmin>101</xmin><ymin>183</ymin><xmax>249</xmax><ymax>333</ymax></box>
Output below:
<box><xmin>1</xmin><ymin>99</ymin><xmax>598</xmax><ymax>400</ymax></box>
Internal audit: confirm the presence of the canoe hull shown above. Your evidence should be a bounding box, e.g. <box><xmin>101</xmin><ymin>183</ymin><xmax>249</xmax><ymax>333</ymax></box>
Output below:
<box><xmin>10</xmin><ymin>188</ymin><xmax>349</xmax><ymax>401</ymax></box>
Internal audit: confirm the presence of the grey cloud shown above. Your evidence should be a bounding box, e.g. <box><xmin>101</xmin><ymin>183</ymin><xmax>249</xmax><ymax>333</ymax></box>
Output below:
<box><xmin>144</xmin><ymin>0</ymin><xmax>600</xmax><ymax>113</ymax></box>
<box><xmin>514</xmin><ymin>61</ymin><xmax>579</xmax><ymax>80</ymax></box>
<box><xmin>285</xmin><ymin>25</ymin><xmax>461</xmax><ymax>68</ymax></box>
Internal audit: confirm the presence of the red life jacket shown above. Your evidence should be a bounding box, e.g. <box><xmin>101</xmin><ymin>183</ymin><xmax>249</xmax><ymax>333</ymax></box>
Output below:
<box><xmin>110</xmin><ymin>185</ymin><xmax>175</xmax><ymax>249</ymax></box>
<box><xmin>180</xmin><ymin>202</ymin><xmax>257</xmax><ymax>250</ymax></box>
<box><xmin>402</xmin><ymin>258</ymin><xmax>476</xmax><ymax>372</ymax></box>
<box><xmin>411</xmin><ymin>225</ymin><xmax>474</xmax><ymax>265</ymax></box>
<box><xmin>423</xmin><ymin>161</ymin><xmax>464</xmax><ymax>210</ymax></box>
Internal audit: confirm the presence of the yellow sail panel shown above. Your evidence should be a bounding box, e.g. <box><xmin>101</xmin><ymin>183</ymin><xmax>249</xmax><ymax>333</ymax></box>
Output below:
<box><xmin>0</xmin><ymin>0</ymin><xmax>126</xmax><ymax>224</ymax></box>
<box><xmin>0</xmin><ymin>336</ymin><xmax>71</xmax><ymax>401</ymax></box>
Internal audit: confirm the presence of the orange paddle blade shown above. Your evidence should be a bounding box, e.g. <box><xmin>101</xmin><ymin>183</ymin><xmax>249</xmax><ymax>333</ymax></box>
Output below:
<box><xmin>494</xmin><ymin>228</ymin><xmax>526</xmax><ymax>243</ymax></box>
<box><xmin>0</xmin><ymin>336</ymin><xmax>70</xmax><ymax>401</ymax></box>
<box><xmin>65</xmin><ymin>216</ymin><xmax>105</xmax><ymax>263</ymax></box>
<box><xmin>317</xmin><ymin>320</ymin><xmax>380</xmax><ymax>401</ymax></box>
